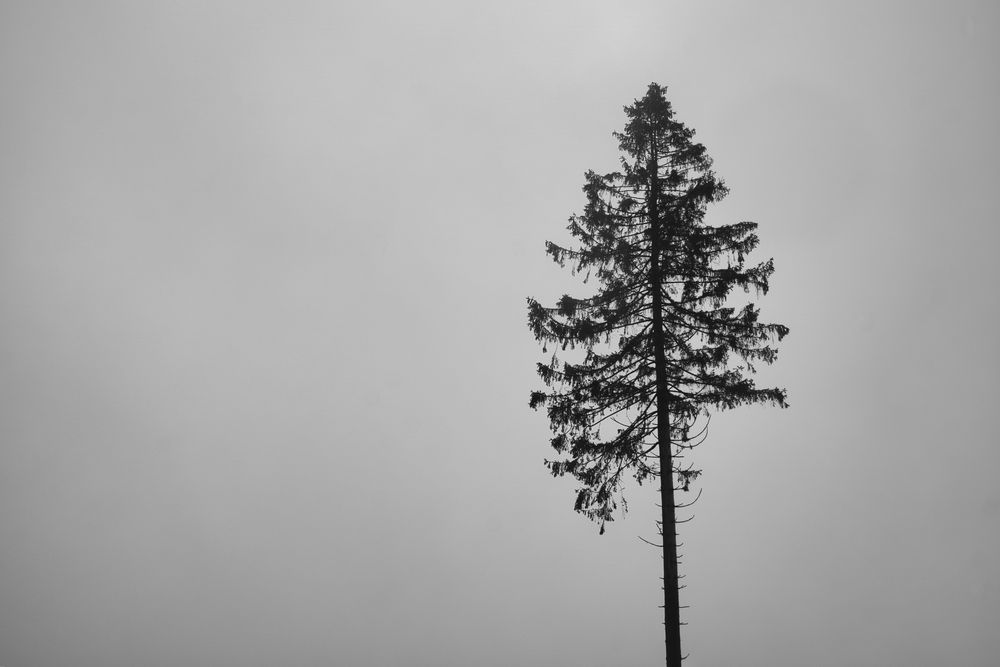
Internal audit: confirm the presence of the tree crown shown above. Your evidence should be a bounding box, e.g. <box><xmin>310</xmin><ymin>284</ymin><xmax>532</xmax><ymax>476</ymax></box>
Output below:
<box><xmin>528</xmin><ymin>83</ymin><xmax>788</xmax><ymax>532</ymax></box>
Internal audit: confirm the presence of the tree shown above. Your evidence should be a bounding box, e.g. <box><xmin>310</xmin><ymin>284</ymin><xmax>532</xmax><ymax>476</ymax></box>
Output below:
<box><xmin>527</xmin><ymin>83</ymin><xmax>788</xmax><ymax>666</ymax></box>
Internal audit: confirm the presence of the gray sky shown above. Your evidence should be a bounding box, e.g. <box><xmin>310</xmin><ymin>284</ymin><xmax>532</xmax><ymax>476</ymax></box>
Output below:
<box><xmin>1</xmin><ymin>1</ymin><xmax>998</xmax><ymax>665</ymax></box>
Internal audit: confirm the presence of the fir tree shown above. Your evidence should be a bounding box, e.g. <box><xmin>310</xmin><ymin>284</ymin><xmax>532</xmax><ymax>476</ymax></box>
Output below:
<box><xmin>527</xmin><ymin>83</ymin><xmax>788</xmax><ymax>666</ymax></box>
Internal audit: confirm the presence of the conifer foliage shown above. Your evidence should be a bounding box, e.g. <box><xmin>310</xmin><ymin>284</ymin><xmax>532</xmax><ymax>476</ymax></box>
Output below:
<box><xmin>527</xmin><ymin>83</ymin><xmax>788</xmax><ymax>665</ymax></box>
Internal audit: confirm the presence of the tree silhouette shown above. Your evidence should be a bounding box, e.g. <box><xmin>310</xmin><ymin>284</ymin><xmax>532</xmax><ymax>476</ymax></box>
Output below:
<box><xmin>527</xmin><ymin>83</ymin><xmax>788</xmax><ymax>666</ymax></box>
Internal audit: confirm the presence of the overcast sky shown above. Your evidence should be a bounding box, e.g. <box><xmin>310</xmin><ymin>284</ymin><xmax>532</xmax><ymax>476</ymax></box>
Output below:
<box><xmin>1</xmin><ymin>2</ymin><xmax>998</xmax><ymax>666</ymax></box>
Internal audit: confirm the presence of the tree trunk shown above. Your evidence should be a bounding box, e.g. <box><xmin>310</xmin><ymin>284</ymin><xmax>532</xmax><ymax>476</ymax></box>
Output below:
<box><xmin>648</xmin><ymin>147</ymin><xmax>683</xmax><ymax>666</ymax></box>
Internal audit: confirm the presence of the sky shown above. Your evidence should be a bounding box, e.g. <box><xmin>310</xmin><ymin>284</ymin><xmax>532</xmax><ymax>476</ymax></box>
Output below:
<box><xmin>1</xmin><ymin>1</ymin><xmax>998</xmax><ymax>665</ymax></box>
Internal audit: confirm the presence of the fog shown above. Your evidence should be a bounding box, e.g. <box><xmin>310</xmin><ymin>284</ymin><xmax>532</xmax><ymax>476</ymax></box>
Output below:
<box><xmin>2</xmin><ymin>2</ymin><xmax>998</xmax><ymax>665</ymax></box>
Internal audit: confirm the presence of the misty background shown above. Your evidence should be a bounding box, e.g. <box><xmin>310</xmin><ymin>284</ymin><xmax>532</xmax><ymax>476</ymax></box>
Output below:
<box><xmin>1</xmin><ymin>2</ymin><xmax>998</xmax><ymax>665</ymax></box>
